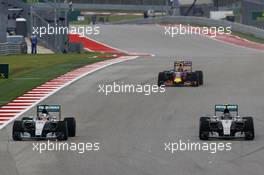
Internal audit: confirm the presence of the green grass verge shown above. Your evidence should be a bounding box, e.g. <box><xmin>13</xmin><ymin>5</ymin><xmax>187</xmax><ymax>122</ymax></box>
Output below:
<box><xmin>231</xmin><ymin>31</ymin><xmax>264</xmax><ymax>44</ymax></box>
<box><xmin>0</xmin><ymin>53</ymin><xmax>110</xmax><ymax>106</ymax></box>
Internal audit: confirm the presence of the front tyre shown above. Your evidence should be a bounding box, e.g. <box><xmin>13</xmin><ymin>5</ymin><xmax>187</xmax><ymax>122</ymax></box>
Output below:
<box><xmin>158</xmin><ymin>72</ymin><xmax>166</xmax><ymax>86</ymax></box>
<box><xmin>191</xmin><ymin>72</ymin><xmax>199</xmax><ymax>87</ymax></box>
<box><xmin>195</xmin><ymin>70</ymin><xmax>203</xmax><ymax>85</ymax></box>
<box><xmin>13</xmin><ymin>121</ymin><xmax>23</xmax><ymax>141</ymax></box>
<box><xmin>199</xmin><ymin>117</ymin><xmax>210</xmax><ymax>140</ymax></box>
<box><xmin>243</xmin><ymin>117</ymin><xmax>254</xmax><ymax>140</ymax></box>
<box><xmin>64</xmin><ymin>117</ymin><xmax>76</xmax><ymax>137</ymax></box>
<box><xmin>57</xmin><ymin>121</ymin><xmax>68</xmax><ymax>141</ymax></box>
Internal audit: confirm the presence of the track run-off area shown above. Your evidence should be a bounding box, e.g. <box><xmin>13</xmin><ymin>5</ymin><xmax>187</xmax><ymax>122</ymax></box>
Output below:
<box><xmin>1</xmin><ymin>24</ymin><xmax>264</xmax><ymax>175</ymax></box>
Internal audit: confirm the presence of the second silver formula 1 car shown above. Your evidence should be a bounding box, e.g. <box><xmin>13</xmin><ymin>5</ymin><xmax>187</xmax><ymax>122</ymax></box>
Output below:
<box><xmin>199</xmin><ymin>104</ymin><xmax>254</xmax><ymax>140</ymax></box>
<box><xmin>12</xmin><ymin>104</ymin><xmax>76</xmax><ymax>141</ymax></box>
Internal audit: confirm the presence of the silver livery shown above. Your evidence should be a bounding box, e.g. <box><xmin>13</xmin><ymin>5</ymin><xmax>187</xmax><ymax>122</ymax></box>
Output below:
<box><xmin>12</xmin><ymin>105</ymin><xmax>76</xmax><ymax>141</ymax></box>
<box><xmin>199</xmin><ymin>104</ymin><xmax>254</xmax><ymax>140</ymax></box>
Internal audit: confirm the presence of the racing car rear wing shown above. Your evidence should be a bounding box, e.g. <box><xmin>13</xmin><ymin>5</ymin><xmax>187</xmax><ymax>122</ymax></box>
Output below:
<box><xmin>37</xmin><ymin>105</ymin><xmax>61</xmax><ymax>119</ymax></box>
<box><xmin>174</xmin><ymin>61</ymin><xmax>192</xmax><ymax>71</ymax></box>
<box><xmin>215</xmin><ymin>104</ymin><xmax>238</xmax><ymax>115</ymax></box>
<box><xmin>174</xmin><ymin>61</ymin><xmax>192</xmax><ymax>66</ymax></box>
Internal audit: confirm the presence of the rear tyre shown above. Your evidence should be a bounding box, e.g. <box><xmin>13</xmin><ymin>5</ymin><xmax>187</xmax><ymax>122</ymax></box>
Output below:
<box><xmin>158</xmin><ymin>72</ymin><xmax>166</xmax><ymax>86</ymax></box>
<box><xmin>57</xmin><ymin>121</ymin><xmax>68</xmax><ymax>141</ymax></box>
<box><xmin>243</xmin><ymin>117</ymin><xmax>254</xmax><ymax>140</ymax></box>
<box><xmin>12</xmin><ymin>121</ymin><xmax>23</xmax><ymax>141</ymax></box>
<box><xmin>195</xmin><ymin>70</ymin><xmax>203</xmax><ymax>85</ymax></box>
<box><xmin>64</xmin><ymin>117</ymin><xmax>76</xmax><ymax>137</ymax></box>
<box><xmin>199</xmin><ymin>117</ymin><xmax>210</xmax><ymax>140</ymax></box>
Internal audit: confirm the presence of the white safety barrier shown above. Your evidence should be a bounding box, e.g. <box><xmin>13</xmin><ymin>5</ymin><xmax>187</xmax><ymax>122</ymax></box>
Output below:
<box><xmin>115</xmin><ymin>16</ymin><xmax>264</xmax><ymax>39</ymax></box>
<box><xmin>0</xmin><ymin>43</ymin><xmax>23</xmax><ymax>55</ymax></box>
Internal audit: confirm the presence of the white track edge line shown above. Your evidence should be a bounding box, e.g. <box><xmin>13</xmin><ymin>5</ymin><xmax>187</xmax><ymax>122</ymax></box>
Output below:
<box><xmin>0</xmin><ymin>56</ymin><xmax>138</xmax><ymax>130</ymax></box>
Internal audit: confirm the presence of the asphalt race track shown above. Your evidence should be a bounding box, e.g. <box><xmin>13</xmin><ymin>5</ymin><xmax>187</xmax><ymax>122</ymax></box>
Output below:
<box><xmin>1</xmin><ymin>24</ymin><xmax>264</xmax><ymax>175</ymax></box>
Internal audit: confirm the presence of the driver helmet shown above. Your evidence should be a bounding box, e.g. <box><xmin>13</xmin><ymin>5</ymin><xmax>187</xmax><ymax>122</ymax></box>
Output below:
<box><xmin>224</xmin><ymin>108</ymin><xmax>230</xmax><ymax>114</ymax></box>
<box><xmin>178</xmin><ymin>63</ymin><xmax>184</xmax><ymax>71</ymax></box>
<box><xmin>223</xmin><ymin>108</ymin><xmax>230</xmax><ymax>117</ymax></box>
<box><xmin>40</xmin><ymin>109</ymin><xmax>49</xmax><ymax>120</ymax></box>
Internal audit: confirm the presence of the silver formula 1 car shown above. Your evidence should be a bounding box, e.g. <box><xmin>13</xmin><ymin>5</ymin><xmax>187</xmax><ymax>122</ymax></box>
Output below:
<box><xmin>199</xmin><ymin>104</ymin><xmax>254</xmax><ymax>140</ymax></box>
<box><xmin>12</xmin><ymin>105</ymin><xmax>76</xmax><ymax>141</ymax></box>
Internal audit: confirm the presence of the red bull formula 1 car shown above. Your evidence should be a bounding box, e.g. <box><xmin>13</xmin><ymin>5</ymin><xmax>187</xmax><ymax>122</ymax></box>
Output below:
<box><xmin>158</xmin><ymin>61</ymin><xmax>203</xmax><ymax>87</ymax></box>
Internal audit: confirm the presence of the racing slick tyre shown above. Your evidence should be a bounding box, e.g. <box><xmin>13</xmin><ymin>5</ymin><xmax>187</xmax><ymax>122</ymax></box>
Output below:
<box><xmin>57</xmin><ymin>121</ymin><xmax>68</xmax><ymax>141</ymax></box>
<box><xmin>243</xmin><ymin>117</ymin><xmax>255</xmax><ymax>140</ymax></box>
<box><xmin>158</xmin><ymin>72</ymin><xmax>166</xmax><ymax>86</ymax></box>
<box><xmin>195</xmin><ymin>71</ymin><xmax>203</xmax><ymax>85</ymax></box>
<box><xmin>64</xmin><ymin>117</ymin><xmax>76</xmax><ymax>137</ymax></box>
<box><xmin>13</xmin><ymin>121</ymin><xmax>23</xmax><ymax>141</ymax></box>
<box><xmin>199</xmin><ymin>117</ymin><xmax>210</xmax><ymax>140</ymax></box>
<box><xmin>191</xmin><ymin>73</ymin><xmax>199</xmax><ymax>87</ymax></box>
